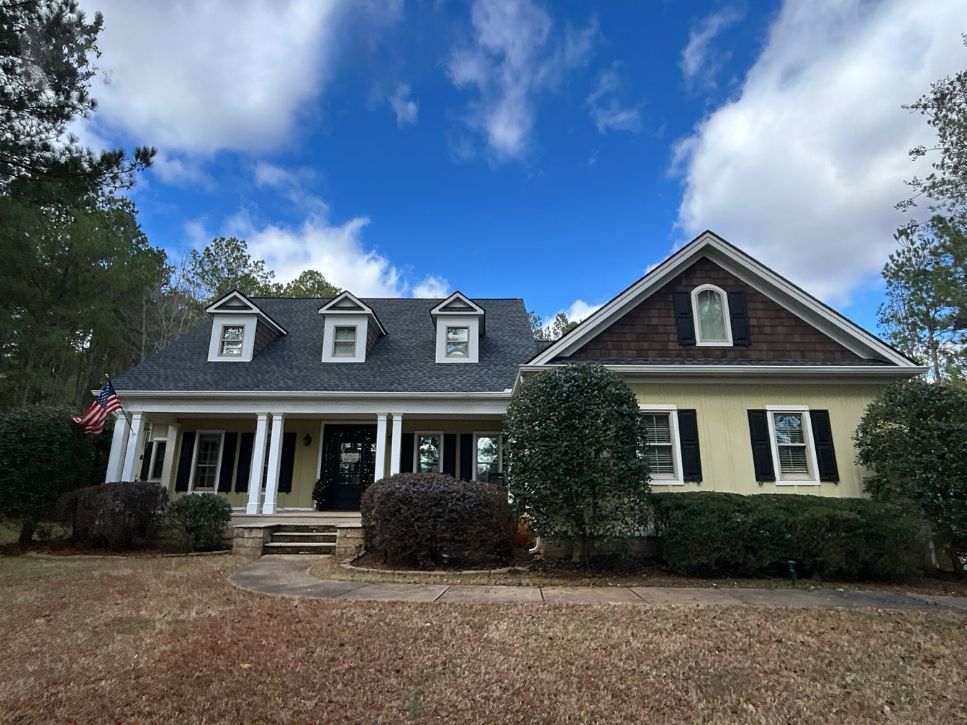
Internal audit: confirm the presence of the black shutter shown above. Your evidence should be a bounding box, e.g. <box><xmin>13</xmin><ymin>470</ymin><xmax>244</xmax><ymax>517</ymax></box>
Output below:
<box><xmin>673</xmin><ymin>291</ymin><xmax>696</xmax><ymax>346</ymax></box>
<box><xmin>443</xmin><ymin>434</ymin><xmax>457</xmax><ymax>476</ymax></box>
<box><xmin>175</xmin><ymin>432</ymin><xmax>195</xmax><ymax>492</ymax></box>
<box><xmin>747</xmin><ymin>410</ymin><xmax>776</xmax><ymax>482</ymax></box>
<box><xmin>677</xmin><ymin>410</ymin><xmax>702</xmax><ymax>482</ymax></box>
<box><xmin>139</xmin><ymin>440</ymin><xmax>151</xmax><ymax>481</ymax></box>
<box><xmin>459</xmin><ymin>434</ymin><xmax>474</xmax><ymax>481</ymax></box>
<box><xmin>728</xmin><ymin>291</ymin><xmax>751</xmax><ymax>346</ymax></box>
<box><xmin>234</xmin><ymin>432</ymin><xmax>254</xmax><ymax>493</ymax></box>
<box><xmin>400</xmin><ymin>433</ymin><xmax>414</xmax><ymax>473</ymax></box>
<box><xmin>278</xmin><ymin>432</ymin><xmax>297</xmax><ymax>493</ymax></box>
<box><xmin>809</xmin><ymin>410</ymin><xmax>839</xmax><ymax>482</ymax></box>
<box><xmin>217</xmin><ymin>432</ymin><xmax>238</xmax><ymax>493</ymax></box>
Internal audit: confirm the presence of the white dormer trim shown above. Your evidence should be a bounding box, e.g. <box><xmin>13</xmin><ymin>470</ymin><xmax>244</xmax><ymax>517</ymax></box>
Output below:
<box><xmin>318</xmin><ymin>291</ymin><xmax>387</xmax><ymax>335</ymax></box>
<box><xmin>431</xmin><ymin>291</ymin><xmax>485</xmax><ymax>317</ymax></box>
<box><xmin>321</xmin><ymin>315</ymin><xmax>369</xmax><ymax>363</ymax></box>
<box><xmin>208</xmin><ymin>315</ymin><xmax>258</xmax><ymax>362</ymax></box>
<box><xmin>205</xmin><ymin>289</ymin><xmax>287</xmax><ymax>336</ymax></box>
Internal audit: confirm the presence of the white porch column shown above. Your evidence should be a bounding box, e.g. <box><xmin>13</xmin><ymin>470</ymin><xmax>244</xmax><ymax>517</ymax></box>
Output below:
<box><xmin>246</xmin><ymin>414</ymin><xmax>270</xmax><ymax>515</ymax></box>
<box><xmin>389</xmin><ymin>412</ymin><xmax>403</xmax><ymax>475</ymax></box>
<box><xmin>105</xmin><ymin>412</ymin><xmax>130</xmax><ymax>482</ymax></box>
<box><xmin>120</xmin><ymin>412</ymin><xmax>145</xmax><ymax>481</ymax></box>
<box><xmin>374</xmin><ymin>414</ymin><xmax>388</xmax><ymax>481</ymax></box>
<box><xmin>261</xmin><ymin>413</ymin><xmax>285</xmax><ymax>515</ymax></box>
<box><xmin>160</xmin><ymin>422</ymin><xmax>180</xmax><ymax>491</ymax></box>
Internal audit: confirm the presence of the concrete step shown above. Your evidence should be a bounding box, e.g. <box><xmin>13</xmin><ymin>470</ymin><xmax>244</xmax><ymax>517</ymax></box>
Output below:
<box><xmin>273</xmin><ymin>524</ymin><xmax>338</xmax><ymax>534</ymax></box>
<box><xmin>263</xmin><ymin>541</ymin><xmax>335</xmax><ymax>555</ymax></box>
<box><xmin>271</xmin><ymin>532</ymin><xmax>338</xmax><ymax>544</ymax></box>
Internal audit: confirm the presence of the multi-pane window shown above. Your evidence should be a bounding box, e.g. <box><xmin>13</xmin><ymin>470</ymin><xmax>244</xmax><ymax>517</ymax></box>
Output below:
<box><xmin>416</xmin><ymin>434</ymin><xmax>442</xmax><ymax>472</ymax></box>
<box><xmin>332</xmin><ymin>326</ymin><xmax>357</xmax><ymax>357</ymax></box>
<box><xmin>693</xmin><ymin>286</ymin><xmax>730</xmax><ymax>344</ymax></box>
<box><xmin>642</xmin><ymin>412</ymin><xmax>676</xmax><ymax>478</ymax></box>
<box><xmin>772</xmin><ymin>412</ymin><xmax>810</xmax><ymax>476</ymax></box>
<box><xmin>192</xmin><ymin>433</ymin><xmax>222</xmax><ymax>489</ymax></box>
<box><xmin>220</xmin><ymin>325</ymin><xmax>244</xmax><ymax>356</ymax></box>
<box><xmin>446</xmin><ymin>326</ymin><xmax>469</xmax><ymax>358</ymax></box>
<box><xmin>475</xmin><ymin>434</ymin><xmax>501</xmax><ymax>482</ymax></box>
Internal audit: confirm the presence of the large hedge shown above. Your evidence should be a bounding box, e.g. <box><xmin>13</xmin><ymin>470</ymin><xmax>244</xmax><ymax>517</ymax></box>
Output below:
<box><xmin>166</xmin><ymin>493</ymin><xmax>232</xmax><ymax>551</ymax></box>
<box><xmin>503</xmin><ymin>363</ymin><xmax>650</xmax><ymax>566</ymax></box>
<box><xmin>854</xmin><ymin>379</ymin><xmax>967</xmax><ymax>573</ymax></box>
<box><xmin>0</xmin><ymin>407</ymin><xmax>110</xmax><ymax>543</ymax></box>
<box><xmin>652</xmin><ymin>492</ymin><xmax>922</xmax><ymax>580</ymax></box>
<box><xmin>361</xmin><ymin>472</ymin><xmax>515</xmax><ymax>568</ymax></box>
<box><xmin>58</xmin><ymin>481</ymin><xmax>168</xmax><ymax>549</ymax></box>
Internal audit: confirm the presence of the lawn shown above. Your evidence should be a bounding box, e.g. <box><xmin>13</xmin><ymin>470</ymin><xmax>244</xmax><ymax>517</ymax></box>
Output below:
<box><xmin>1</xmin><ymin>555</ymin><xmax>965</xmax><ymax>722</ymax></box>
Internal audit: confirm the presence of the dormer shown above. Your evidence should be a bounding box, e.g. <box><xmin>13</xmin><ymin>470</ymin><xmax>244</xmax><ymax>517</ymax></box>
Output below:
<box><xmin>318</xmin><ymin>291</ymin><xmax>386</xmax><ymax>363</ymax></box>
<box><xmin>431</xmin><ymin>292</ymin><xmax>485</xmax><ymax>364</ymax></box>
<box><xmin>206</xmin><ymin>290</ymin><xmax>286</xmax><ymax>362</ymax></box>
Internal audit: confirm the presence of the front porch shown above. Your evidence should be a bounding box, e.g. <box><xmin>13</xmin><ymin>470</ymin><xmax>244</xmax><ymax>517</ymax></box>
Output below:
<box><xmin>104</xmin><ymin>410</ymin><xmax>506</xmax><ymax>517</ymax></box>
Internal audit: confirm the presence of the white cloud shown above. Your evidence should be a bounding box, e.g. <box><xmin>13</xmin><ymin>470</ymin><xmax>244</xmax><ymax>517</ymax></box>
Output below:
<box><xmin>447</xmin><ymin>0</ymin><xmax>597</xmax><ymax>161</ymax></box>
<box><xmin>412</xmin><ymin>275</ymin><xmax>450</xmax><ymax>298</ymax></box>
<box><xmin>585</xmin><ymin>64</ymin><xmax>641</xmax><ymax>134</ymax></box>
<box><xmin>152</xmin><ymin>152</ymin><xmax>214</xmax><ymax>189</ymax></box>
<box><xmin>680</xmin><ymin>6</ymin><xmax>744</xmax><ymax>88</ymax></box>
<box><xmin>563</xmin><ymin>299</ymin><xmax>602</xmax><ymax>322</ymax></box>
<box><xmin>82</xmin><ymin>1</ymin><xmax>394</xmax><ymax>154</ymax></box>
<box><xmin>674</xmin><ymin>0</ymin><xmax>967</xmax><ymax>305</ymax></box>
<box><xmin>387</xmin><ymin>83</ymin><xmax>419</xmax><ymax>127</ymax></box>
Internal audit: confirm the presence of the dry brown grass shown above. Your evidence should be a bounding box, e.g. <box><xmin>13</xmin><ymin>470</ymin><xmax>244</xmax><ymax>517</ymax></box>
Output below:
<box><xmin>1</xmin><ymin>554</ymin><xmax>965</xmax><ymax>724</ymax></box>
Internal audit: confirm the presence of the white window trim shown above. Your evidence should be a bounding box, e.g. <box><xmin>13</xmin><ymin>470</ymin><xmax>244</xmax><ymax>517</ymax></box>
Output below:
<box><xmin>146</xmin><ymin>439</ymin><xmax>167</xmax><ymax>482</ymax></box>
<box><xmin>208</xmin><ymin>316</ymin><xmax>258</xmax><ymax>362</ymax></box>
<box><xmin>444</xmin><ymin>325</ymin><xmax>471</xmax><ymax>360</ymax></box>
<box><xmin>691</xmin><ymin>284</ymin><xmax>733</xmax><ymax>347</ymax></box>
<box><xmin>187</xmin><ymin>430</ymin><xmax>226</xmax><ymax>492</ymax></box>
<box><xmin>639</xmin><ymin>404</ymin><xmax>684</xmax><ymax>486</ymax></box>
<box><xmin>435</xmin><ymin>315</ymin><xmax>480</xmax><ymax>363</ymax></box>
<box><xmin>331</xmin><ymin>325</ymin><xmax>358</xmax><ymax>358</ymax></box>
<box><xmin>471</xmin><ymin>432</ymin><xmax>503</xmax><ymax>482</ymax></box>
<box><xmin>765</xmin><ymin>404</ymin><xmax>821</xmax><ymax>485</ymax></box>
<box><xmin>321</xmin><ymin>315</ymin><xmax>368</xmax><ymax>363</ymax></box>
<box><xmin>413</xmin><ymin>431</ymin><xmax>444</xmax><ymax>472</ymax></box>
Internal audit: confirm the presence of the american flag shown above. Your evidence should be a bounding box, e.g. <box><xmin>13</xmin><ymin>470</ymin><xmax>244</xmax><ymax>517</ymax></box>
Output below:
<box><xmin>73</xmin><ymin>381</ymin><xmax>122</xmax><ymax>435</ymax></box>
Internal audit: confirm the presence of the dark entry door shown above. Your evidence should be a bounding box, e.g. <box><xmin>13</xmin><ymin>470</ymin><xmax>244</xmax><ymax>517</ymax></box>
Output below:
<box><xmin>321</xmin><ymin>425</ymin><xmax>377</xmax><ymax>511</ymax></box>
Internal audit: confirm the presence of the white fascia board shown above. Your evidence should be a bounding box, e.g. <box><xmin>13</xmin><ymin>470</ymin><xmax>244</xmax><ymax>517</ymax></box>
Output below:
<box><xmin>528</xmin><ymin>231</ymin><xmax>918</xmax><ymax>368</ymax></box>
<box><xmin>318</xmin><ymin>291</ymin><xmax>386</xmax><ymax>335</ymax></box>
<box><xmin>517</xmin><ymin>363</ymin><xmax>926</xmax><ymax>381</ymax></box>
<box><xmin>431</xmin><ymin>291</ymin><xmax>485</xmax><ymax>316</ymax></box>
<box><xmin>205</xmin><ymin>289</ymin><xmax>287</xmax><ymax>335</ymax></box>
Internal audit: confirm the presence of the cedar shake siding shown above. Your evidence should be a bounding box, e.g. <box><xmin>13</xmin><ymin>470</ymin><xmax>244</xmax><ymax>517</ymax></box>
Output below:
<box><xmin>253</xmin><ymin>320</ymin><xmax>280</xmax><ymax>355</ymax></box>
<box><xmin>565</xmin><ymin>257</ymin><xmax>865</xmax><ymax>363</ymax></box>
<box><xmin>366</xmin><ymin>319</ymin><xmax>380</xmax><ymax>355</ymax></box>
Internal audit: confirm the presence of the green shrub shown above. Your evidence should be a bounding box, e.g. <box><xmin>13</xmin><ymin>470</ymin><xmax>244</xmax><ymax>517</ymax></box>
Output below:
<box><xmin>361</xmin><ymin>472</ymin><xmax>515</xmax><ymax>568</ymax></box>
<box><xmin>504</xmin><ymin>363</ymin><xmax>650</xmax><ymax>566</ymax></box>
<box><xmin>58</xmin><ymin>481</ymin><xmax>168</xmax><ymax>549</ymax></box>
<box><xmin>166</xmin><ymin>494</ymin><xmax>232</xmax><ymax>551</ymax></box>
<box><xmin>652</xmin><ymin>492</ymin><xmax>922</xmax><ymax>580</ymax></box>
<box><xmin>0</xmin><ymin>407</ymin><xmax>110</xmax><ymax>543</ymax></box>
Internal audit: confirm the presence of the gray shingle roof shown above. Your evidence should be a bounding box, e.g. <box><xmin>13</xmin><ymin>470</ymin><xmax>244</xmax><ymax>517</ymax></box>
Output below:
<box><xmin>113</xmin><ymin>297</ymin><xmax>540</xmax><ymax>394</ymax></box>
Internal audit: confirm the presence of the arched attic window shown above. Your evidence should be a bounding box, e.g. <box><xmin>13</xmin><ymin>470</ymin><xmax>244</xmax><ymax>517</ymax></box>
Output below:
<box><xmin>691</xmin><ymin>284</ymin><xmax>732</xmax><ymax>346</ymax></box>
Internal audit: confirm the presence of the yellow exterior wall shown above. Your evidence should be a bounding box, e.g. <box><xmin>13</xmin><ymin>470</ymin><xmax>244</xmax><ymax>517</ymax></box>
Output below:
<box><xmin>630</xmin><ymin>382</ymin><xmax>887</xmax><ymax>497</ymax></box>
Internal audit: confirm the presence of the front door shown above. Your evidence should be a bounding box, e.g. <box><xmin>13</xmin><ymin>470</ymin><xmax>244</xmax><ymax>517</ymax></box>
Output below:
<box><xmin>321</xmin><ymin>425</ymin><xmax>377</xmax><ymax>511</ymax></box>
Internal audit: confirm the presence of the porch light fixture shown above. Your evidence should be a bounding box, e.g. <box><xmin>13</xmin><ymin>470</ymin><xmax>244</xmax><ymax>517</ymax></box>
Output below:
<box><xmin>303</xmin><ymin>433</ymin><xmax>312</xmax><ymax>447</ymax></box>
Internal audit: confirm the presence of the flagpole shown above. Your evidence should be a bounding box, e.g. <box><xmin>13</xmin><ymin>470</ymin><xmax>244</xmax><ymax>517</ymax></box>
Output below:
<box><xmin>105</xmin><ymin>373</ymin><xmax>134</xmax><ymax>429</ymax></box>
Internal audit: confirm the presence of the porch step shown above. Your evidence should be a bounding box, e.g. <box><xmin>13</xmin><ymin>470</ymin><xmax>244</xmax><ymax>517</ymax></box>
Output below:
<box><xmin>262</xmin><ymin>523</ymin><xmax>339</xmax><ymax>555</ymax></box>
<box><xmin>263</xmin><ymin>541</ymin><xmax>336</xmax><ymax>555</ymax></box>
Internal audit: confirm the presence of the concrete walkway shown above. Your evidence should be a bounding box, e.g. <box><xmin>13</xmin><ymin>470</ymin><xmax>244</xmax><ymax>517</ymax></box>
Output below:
<box><xmin>230</xmin><ymin>556</ymin><xmax>967</xmax><ymax>612</ymax></box>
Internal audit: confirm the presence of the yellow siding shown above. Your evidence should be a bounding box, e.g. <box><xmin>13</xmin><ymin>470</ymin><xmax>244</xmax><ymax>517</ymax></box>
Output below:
<box><xmin>630</xmin><ymin>382</ymin><xmax>886</xmax><ymax>497</ymax></box>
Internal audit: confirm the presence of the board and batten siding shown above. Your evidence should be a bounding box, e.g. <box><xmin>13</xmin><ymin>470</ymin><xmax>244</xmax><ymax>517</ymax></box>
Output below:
<box><xmin>630</xmin><ymin>382</ymin><xmax>887</xmax><ymax>497</ymax></box>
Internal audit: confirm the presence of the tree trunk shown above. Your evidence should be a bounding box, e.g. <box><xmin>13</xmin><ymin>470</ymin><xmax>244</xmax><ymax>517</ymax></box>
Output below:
<box><xmin>18</xmin><ymin>518</ymin><xmax>35</xmax><ymax>545</ymax></box>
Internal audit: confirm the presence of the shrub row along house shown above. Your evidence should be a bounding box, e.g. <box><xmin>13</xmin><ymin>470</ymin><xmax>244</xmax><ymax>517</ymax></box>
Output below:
<box><xmin>105</xmin><ymin>231</ymin><xmax>923</xmax><ymax>516</ymax></box>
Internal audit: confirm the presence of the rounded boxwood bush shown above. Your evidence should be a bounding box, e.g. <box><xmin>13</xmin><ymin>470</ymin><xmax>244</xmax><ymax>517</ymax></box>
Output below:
<box><xmin>167</xmin><ymin>493</ymin><xmax>232</xmax><ymax>551</ymax></box>
<box><xmin>361</xmin><ymin>472</ymin><xmax>515</xmax><ymax>568</ymax></box>
<box><xmin>57</xmin><ymin>481</ymin><xmax>168</xmax><ymax>549</ymax></box>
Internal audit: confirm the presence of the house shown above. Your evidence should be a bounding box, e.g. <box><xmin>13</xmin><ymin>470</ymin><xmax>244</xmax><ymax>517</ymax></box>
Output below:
<box><xmin>106</xmin><ymin>231</ymin><xmax>924</xmax><ymax>517</ymax></box>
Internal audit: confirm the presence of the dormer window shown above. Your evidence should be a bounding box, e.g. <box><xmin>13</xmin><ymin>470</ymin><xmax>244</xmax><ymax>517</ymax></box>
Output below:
<box><xmin>445</xmin><ymin>326</ymin><xmax>470</xmax><ymax>358</ymax></box>
<box><xmin>691</xmin><ymin>284</ymin><xmax>732</xmax><ymax>346</ymax></box>
<box><xmin>332</xmin><ymin>326</ymin><xmax>357</xmax><ymax>357</ymax></box>
<box><xmin>220</xmin><ymin>325</ymin><xmax>245</xmax><ymax>357</ymax></box>
<box><xmin>432</xmin><ymin>292</ymin><xmax>485</xmax><ymax>364</ymax></box>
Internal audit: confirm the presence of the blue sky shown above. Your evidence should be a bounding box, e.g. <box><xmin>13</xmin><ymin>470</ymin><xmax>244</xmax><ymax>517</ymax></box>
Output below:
<box><xmin>78</xmin><ymin>0</ymin><xmax>965</xmax><ymax>330</ymax></box>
